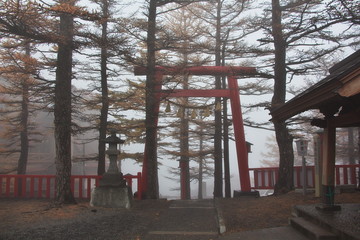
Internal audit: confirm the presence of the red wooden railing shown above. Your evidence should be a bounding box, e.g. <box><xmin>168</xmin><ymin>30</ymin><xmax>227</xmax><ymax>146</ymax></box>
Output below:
<box><xmin>0</xmin><ymin>172</ymin><xmax>142</xmax><ymax>200</ymax></box>
<box><xmin>249</xmin><ymin>164</ymin><xmax>359</xmax><ymax>190</ymax></box>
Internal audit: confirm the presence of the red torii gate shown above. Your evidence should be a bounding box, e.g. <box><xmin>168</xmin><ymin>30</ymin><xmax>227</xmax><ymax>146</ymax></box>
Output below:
<box><xmin>134</xmin><ymin>66</ymin><xmax>257</xmax><ymax>195</ymax></box>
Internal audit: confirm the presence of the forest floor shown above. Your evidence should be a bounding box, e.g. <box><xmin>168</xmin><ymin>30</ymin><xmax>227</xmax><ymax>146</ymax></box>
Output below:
<box><xmin>0</xmin><ymin>191</ymin><xmax>359</xmax><ymax>239</ymax></box>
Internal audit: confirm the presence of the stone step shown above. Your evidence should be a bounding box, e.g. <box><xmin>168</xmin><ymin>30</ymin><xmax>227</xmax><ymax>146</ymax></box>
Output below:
<box><xmin>290</xmin><ymin>217</ymin><xmax>338</xmax><ymax>240</ymax></box>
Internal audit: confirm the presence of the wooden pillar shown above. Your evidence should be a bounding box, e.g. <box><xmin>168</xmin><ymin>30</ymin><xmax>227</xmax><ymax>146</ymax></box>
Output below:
<box><xmin>321</xmin><ymin>123</ymin><xmax>337</xmax><ymax>206</ymax></box>
<box><xmin>228</xmin><ymin>76</ymin><xmax>251</xmax><ymax>192</ymax></box>
<box><xmin>313</xmin><ymin>131</ymin><xmax>323</xmax><ymax>198</ymax></box>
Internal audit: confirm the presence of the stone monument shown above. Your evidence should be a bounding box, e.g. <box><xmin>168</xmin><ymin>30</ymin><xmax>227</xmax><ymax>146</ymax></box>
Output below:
<box><xmin>90</xmin><ymin>130</ymin><xmax>132</xmax><ymax>208</ymax></box>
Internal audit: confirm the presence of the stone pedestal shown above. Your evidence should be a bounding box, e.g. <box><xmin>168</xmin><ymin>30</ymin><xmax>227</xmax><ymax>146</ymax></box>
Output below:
<box><xmin>99</xmin><ymin>173</ymin><xmax>126</xmax><ymax>187</ymax></box>
<box><xmin>90</xmin><ymin>185</ymin><xmax>132</xmax><ymax>209</ymax></box>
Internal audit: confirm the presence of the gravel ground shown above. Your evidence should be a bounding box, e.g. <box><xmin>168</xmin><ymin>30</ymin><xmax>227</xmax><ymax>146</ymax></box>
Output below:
<box><xmin>0</xmin><ymin>199</ymin><xmax>170</xmax><ymax>240</ymax></box>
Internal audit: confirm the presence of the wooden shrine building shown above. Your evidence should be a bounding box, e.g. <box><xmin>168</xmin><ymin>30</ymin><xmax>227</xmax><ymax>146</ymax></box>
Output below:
<box><xmin>271</xmin><ymin>50</ymin><xmax>360</xmax><ymax>207</ymax></box>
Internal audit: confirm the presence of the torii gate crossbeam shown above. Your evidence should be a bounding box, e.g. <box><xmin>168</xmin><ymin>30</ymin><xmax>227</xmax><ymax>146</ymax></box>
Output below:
<box><xmin>135</xmin><ymin>66</ymin><xmax>256</xmax><ymax>194</ymax></box>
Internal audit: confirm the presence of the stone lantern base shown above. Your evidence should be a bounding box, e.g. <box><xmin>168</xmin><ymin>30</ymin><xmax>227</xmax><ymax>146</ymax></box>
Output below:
<box><xmin>90</xmin><ymin>173</ymin><xmax>132</xmax><ymax>208</ymax></box>
<box><xmin>90</xmin><ymin>185</ymin><xmax>132</xmax><ymax>209</ymax></box>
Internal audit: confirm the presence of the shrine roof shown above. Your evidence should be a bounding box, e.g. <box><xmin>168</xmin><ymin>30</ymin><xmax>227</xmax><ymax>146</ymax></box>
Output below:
<box><xmin>270</xmin><ymin>50</ymin><xmax>360</xmax><ymax>125</ymax></box>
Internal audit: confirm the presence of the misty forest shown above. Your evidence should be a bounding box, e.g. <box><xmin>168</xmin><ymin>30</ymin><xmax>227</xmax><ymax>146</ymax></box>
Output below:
<box><xmin>0</xmin><ymin>0</ymin><xmax>359</xmax><ymax>203</ymax></box>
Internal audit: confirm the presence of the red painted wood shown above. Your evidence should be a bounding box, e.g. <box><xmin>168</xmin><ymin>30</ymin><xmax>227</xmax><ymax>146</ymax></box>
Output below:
<box><xmin>21</xmin><ymin>176</ymin><xmax>26</xmax><ymax>197</ymax></box>
<box><xmin>267</xmin><ymin>170</ymin><xmax>272</xmax><ymax>187</ymax></box>
<box><xmin>248</xmin><ymin>165</ymin><xmax>359</xmax><ymax>190</ymax></box>
<box><xmin>161</xmin><ymin>89</ymin><xmax>231</xmax><ymax>98</ymax></box>
<box><xmin>343</xmin><ymin>167</ymin><xmax>348</xmax><ymax>184</ymax></box>
<box><xmin>38</xmin><ymin>177</ymin><xmax>42</xmax><ymax>198</ymax></box>
<box><xmin>46</xmin><ymin>177</ymin><xmax>51</xmax><ymax>198</ymax></box>
<box><xmin>0</xmin><ymin>174</ymin><xmax>142</xmax><ymax>200</ymax></box>
<box><xmin>261</xmin><ymin>170</ymin><xmax>266</xmax><ymax>187</ymax></box>
<box><xmin>228</xmin><ymin>76</ymin><xmax>251</xmax><ymax>191</ymax></box>
<box><xmin>134</xmin><ymin>66</ymin><xmax>257</xmax><ymax>76</ymax></box>
<box><xmin>79</xmin><ymin>177</ymin><xmax>83</xmax><ymax>199</ymax></box>
<box><xmin>350</xmin><ymin>167</ymin><xmax>356</xmax><ymax>184</ymax></box>
<box><xmin>14</xmin><ymin>177</ymin><xmax>18</xmax><ymax>197</ymax></box>
<box><xmin>137</xmin><ymin>66</ymin><xmax>257</xmax><ymax>194</ymax></box>
<box><xmin>30</xmin><ymin>177</ymin><xmax>35</xmax><ymax>198</ymax></box>
<box><xmin>336</xmin><ymin>167</ymin><xmax>340</xmax><ymax>185</ymax></box>
<box><xmin>6</xmin><ymin>176</ymin><xmax>11</xmax><ymax>197</ymax></box>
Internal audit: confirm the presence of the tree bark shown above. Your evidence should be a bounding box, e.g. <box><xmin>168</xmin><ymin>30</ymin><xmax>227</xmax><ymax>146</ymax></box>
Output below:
<box><xmin>273</xmin><ymin>121</ymin><xmax>294</xmax><ymax>193</ymax></box>
<box><xmin>17</xmin><ymin>42</ymin><xmax>30</xmax><ymax>176</ymax></box>
<box><xmin>198</xmin><ymin>125</ymin><xmax>204</xmax><ymax>199</ymax></box>
<box><xmin>223</xmin><ymin>87</ymin><xmax>231</xmax><ymax>198</ymax></box>
<box><xmin>54</xmin><ymin>0</ymin><xmax>76</xmax><ymax>204</ymax></box>
<box><xmin>145</xmin><ymin>0</ymin><xmax>159</xmax><ymax>199</ymax></box>
<box><xmin>98</xmin><ymin>0</ymin><xmax>110</xmax><ymax>176</ymax></box>
<box><xmin>179</xmin><ymin>72</ymin><xmax>190</xmax><ymax>199</ymax></box>
<box><xmin>221</xmin><ymin>36</ymin><xmax>230</xmax><ymax>198</ymax></box>
<box><xmin>213</xmin><ymin>0</ymin><xmax>223</xmax><ymax>198</ymax></box>
<box><xmin>180</xmin><ymin>110</ymin><xmax>190</xmax><ymax>199</ymax></box>
<box><xmin>17</xmin><ymin>42</ymin><xmax>31</xmax><ymax>197</ymax></box>
<box><xmin>271</xmin><ymin>0</ymin><xmax>294</xmax><ymax>194</ymax></box>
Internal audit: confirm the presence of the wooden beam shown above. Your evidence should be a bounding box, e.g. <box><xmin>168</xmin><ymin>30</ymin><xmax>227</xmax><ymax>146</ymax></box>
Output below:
<box><xmin>134</xmin><ymin>66</ymin><xmax>257</xmax><ymax>76</ymax></box>
<box><xmin>329</xmin><ymin>110</ymin><xmax>360</xmax><ymax>128</ymax></box>
<box><xmin>160</xmin><ymin>89</ymin><xmax>231</xmax><ymax>98</ymax></box>
<box><xmin>311</xmin><ymin>110</ymin><xmax>360</xmax><ymax>128</ymax></box>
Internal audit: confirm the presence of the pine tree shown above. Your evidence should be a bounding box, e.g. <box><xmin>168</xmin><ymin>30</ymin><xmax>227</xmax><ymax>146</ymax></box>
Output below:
<box><xmin>0</xmin><ymin>39</ymin><xmax>40</xmax><ymax>177</ymax></box>
<box><xmin>256</xmin><ymin>0</ymin><xmax>359</xmax><ymax>194</ymax></box>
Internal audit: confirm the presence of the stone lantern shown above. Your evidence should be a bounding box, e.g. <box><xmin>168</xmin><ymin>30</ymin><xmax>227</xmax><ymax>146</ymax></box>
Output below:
<box><xmin>90</xmin><ymin>130</ymin><xmax>132</xmax><ymax>208</ymax></box>
<box><xmin>99</xmin><ymin>130</ymin><xmax>126</xmax><ymax>187</ymax></box>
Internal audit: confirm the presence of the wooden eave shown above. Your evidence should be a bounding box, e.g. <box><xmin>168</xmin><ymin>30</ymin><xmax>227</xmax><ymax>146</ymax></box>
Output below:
<box><xmin>270</xmin><ymin>50</ymin><xmax>360</xmax><ymax>125</ymax></box>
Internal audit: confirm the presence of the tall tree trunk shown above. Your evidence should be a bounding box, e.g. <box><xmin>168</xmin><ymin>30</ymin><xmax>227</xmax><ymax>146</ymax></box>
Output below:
<box><xmin>213</xmin><ymin>0</ymin><xmax>223</xmax><ymax>198</ymax></box>
<box><xmin>223</xmin><ymin>82</ymin><xmax>231</xmax><ymax>198</ymax></box>
<box><xmin>98</xmin><ymin>0</ymin><xmax>109</xmax><ymax>176</ymax></box>
<box><xmin>198</xmin><ymin>125</ymin><xmax>204</xmax><ymax>199</ymax></box>
<box><xmin>271</xmin><ymin>0</ymin><xmax>294</xmax><ymax>194</ymax></box>
<box><xmin>179</xmin><ymin>39</ymin><xmax>190</xmax><ymax>200</ymax></box>
<box><xmin>17</xmin><ymin>42</ymin><xmax>30</xmax><ymax>175</ymax></box>
<box><xmin>145</xmin><ymin>0</ymin><xmax>159</xmax><ymax>199</ymax></box>
<box><xmin>221</xmin><ymin>37</ymin><xmax>230</xmax><ymax>198</ymax></box>
<box><xmin>17</xmin><ymin>42</ymin><xmax>30</xmax><ymax>196</ymax></box>
<box><xmin>54</xmin><ymin>0</ymin><xmax>76</xmax><ymax>204</ymax></box>
<box><xmin>180</xmin><ymin>107</ymin><xmax>190</xmax><ymax>199</ymax></box>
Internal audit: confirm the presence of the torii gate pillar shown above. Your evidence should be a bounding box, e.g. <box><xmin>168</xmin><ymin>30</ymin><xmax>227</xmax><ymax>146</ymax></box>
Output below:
<box><xmin>135</xmin><ymin>66</ymin><xmax>255</xmax><ymax>196</ymax></box>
